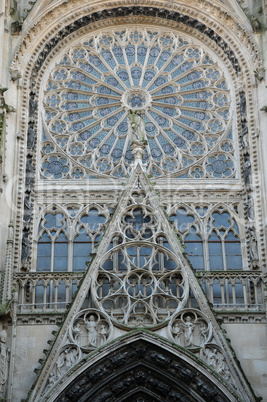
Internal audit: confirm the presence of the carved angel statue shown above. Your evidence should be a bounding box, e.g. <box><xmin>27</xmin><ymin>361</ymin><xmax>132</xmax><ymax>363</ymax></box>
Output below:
<box><xmin>0</xmin><ymin>330</ymin><xmax>9</xmax><ymax>398</ymax></box>
<box><xmin>184</xmin><ymin>316</ymin><xmax>195</xmax><ymax>347</ymax></box>
<box><xmin>128</xmin><ymin>110</ymin><xmax>146</xmax><ymax>144</ymax></box>
<box><xmin>73</xmin><ymin>322</ymin><xmax>83</xmax><ymax>345</ymax></box>
<box><xmin>172</xmin><ymin>322</ymin><xmax>182</xmax><ymax>344</ymax></box>
<box><xmin>99</xmin><ymin>325</ymin><xmax>108</xmax><ymax>345</ymax></box>
<box><xmin>86</xmin><ymin>315</ymin><xmax>97</xmax><ymax>347</ymax></box>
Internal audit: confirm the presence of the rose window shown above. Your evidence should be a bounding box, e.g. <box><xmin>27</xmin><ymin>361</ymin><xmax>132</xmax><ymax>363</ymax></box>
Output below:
<box><xmin>41</xmin><ymin>27</ymin><xmax>235</xmax><ymax>179</ymax></box>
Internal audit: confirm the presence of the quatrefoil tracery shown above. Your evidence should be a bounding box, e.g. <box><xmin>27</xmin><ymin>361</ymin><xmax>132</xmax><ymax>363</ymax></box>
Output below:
<box><xmin>92</xmin><ymin>243</ymin><xmax>188</xmax><ymax>329</ymax></box>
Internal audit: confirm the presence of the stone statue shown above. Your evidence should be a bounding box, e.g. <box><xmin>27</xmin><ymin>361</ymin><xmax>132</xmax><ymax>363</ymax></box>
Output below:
<box><xmin>21</xmin><ymin>232</ymin><xmax>30</xmax><ymax>262</ymax></box>
<box><xmin>27</xmin><ymin>124</ymin><xmax>36</xmax><ymax>150</ymax></box>
<box><xmin>0</xmin><ymin>330</ymin><xmax>9</xmax><ymax>398</ymax></box>
<box><xmin>240</xmin><ymin>122</ymin><xmax>249</xmax><ymax>149</ymax></box>
<box><xmin>73</xmin><ymin>322</ymin><xmax>83</xmax><ymax>345</ymax></box>
<box><xmin>172</xmin><ymin>322</ymin><xmax>181</xmax><ymax>344</ymax></box>
<box><xmin>128</xmin><ymin>110</ymin><xmax>146</xmax><ymax>144</ymax></box>
<box><xmin>184</xmin><ymin>316</ymin><xmax>195</xmax><ymax>347</ymax></box>
<box><xmin>99</xmin><ymin>325</ymin><xmax>108</xmax><ymax>345</ymax></box>
<box><xmin>25</xmin><ymin>157</ymin><xmax>34</xmax><ymax>189</ymax></box>
<box><xmin>207</xmin><ymin>348</ymin><xmax>218</xmax><ymax>369</ymax></box>
<box><xmin>239</xmin><ymin>92</ymin><xmax>246</xmax><ymax>120</ymax></box>
<box><xmin>249</xmin><ymin>228</ymin><xmax>259</xmax><ymax>262</ymax></box>
<box><xmin>24</xmin><ymin>195</ymin><xmax>33</xmax><ymax>223</ymax></box>
<box><xmin>86</xmin><ymin>315</ymin><xmax>97</xmax><ymax>347</ymax></box>
<box><xmin>244</xmin><ymin>159</ymin><xmax>252</xmax><ymax>188</ymax></box>
<box><xmin>246</xmin><ymin>195</ymin><xmax>255</xmax><ymax>222</ymax></box>
<box><xmin>199</xmin><ymin>322</ymin><xmax>209</xmax><ymax>346</ymax></box>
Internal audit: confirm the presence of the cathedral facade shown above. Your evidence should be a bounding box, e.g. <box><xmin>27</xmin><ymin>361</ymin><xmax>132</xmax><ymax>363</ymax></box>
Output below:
<box><xmin>0</xmin><ymin>0</ymin><xmax>267</xmax><ymax>400</ymax></box>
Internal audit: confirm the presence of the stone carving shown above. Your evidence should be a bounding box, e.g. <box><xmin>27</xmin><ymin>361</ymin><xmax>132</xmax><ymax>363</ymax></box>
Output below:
<box><xmin>249</xmin><ymin>227</ymin><xmax>259</xmax><ymax>263</ymax></box>
<box><xmin>23</xmin><ymin>195</ymin><xmax>33</xmax><ymax>223</ymax></box>
<box><xmin>240</xmin><ymin>122</ymin><xmax>249</xmax><ymax>149</ymax></box>
<box><xmin>27</xmin><ymin>123</ymin><xmax>36</xmax><ymax>150</ymax></box>
<box><xmin>244</xmin><ymin>158</ymin><xmax>252</xmax><ymax>189</ymax></box>
<box><xmin>29</xmin><ymin>93</ymin><xmax>37</xmax><ymax>120</ymax></box>
<box><xmin>21</xmin><ymin>231</ymin><xmax>30</xmax><ymax>263</ymax></box>
<box><xmin>52</xmin><ymin>345</ymin><xmax>79</xmax><ymax>382</ymax></box>
<box><xmin>86</xmin><ymin>315</ymin><xmax>97</xmax><ymax>347</ymax></box>
<box><xmin>69</xmin><ymin>309</ymin><xmax>112</xmax><ymax>350</ymax></box>
<box><xmin>0</xmin><ymin>330</ymin><xmax>9</xmax><ymax>399</ymax></box>
<box><xmin>246</xmin><ymin>194</ymin><xmax>255</xmax><ymax>222</ymax></box>
<box><xmin>25</xmin><ymin>156</ymin><xmax>34</xmax><ymax>190</ymax></box>
<box><xmin>169</xmin><ymin>309</ymin><xmax>212</xmax><ymax>349</ymax></box>
<box><xmin>239</xmin><ymin>92</ymin><xmax>246</xmax><ymax>120</ymax></box>
<box><xmin>200</xmin><ymin>345</ymin><xmax>231</xmax><ymax>383</ymax></box>
<box><xmin>129</xmin><ymin>110</ymin><xmax>146</xmax><ymax>144</ymax></box>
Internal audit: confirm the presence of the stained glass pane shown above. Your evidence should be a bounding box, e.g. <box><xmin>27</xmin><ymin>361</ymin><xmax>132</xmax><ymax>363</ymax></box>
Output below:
<box><xmin>41</xmin><ymin>27</ymin><xmax>235</xmax><ymax>179</ymax></box>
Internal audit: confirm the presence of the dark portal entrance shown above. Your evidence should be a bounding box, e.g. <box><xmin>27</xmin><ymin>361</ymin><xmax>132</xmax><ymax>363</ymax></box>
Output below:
<box><xmin>56</xmin><ymin>338</ymin><xmax>232</xmax><ymax>402</ymax></box>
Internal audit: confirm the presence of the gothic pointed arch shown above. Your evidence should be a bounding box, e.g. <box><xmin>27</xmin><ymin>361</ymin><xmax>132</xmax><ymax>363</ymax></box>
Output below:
<box><xmin>7</xmin><ymin>0</ymin><xmax>266</xmax><ymax>400</ymax></box>
<box><xmin>27</xmin><ymin>167</ymin><xmax>255</xmax><ymax>401</ymax></box>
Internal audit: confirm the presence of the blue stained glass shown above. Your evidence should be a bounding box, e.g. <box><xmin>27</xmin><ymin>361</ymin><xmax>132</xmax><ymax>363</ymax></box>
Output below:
<box><xmin>145</xmin><ymin>122</ymin><xmax>156</xmax><ymax>132</ymax></box>
<box><xmin>162</xmin><ymin>86</ymin><xmax>174</xmax><ymax>94</ymax></box>
<box><xmin>101</xmin><ymin>50</ymin><xmax>112</xmax><ymax>61</ymax></box>
<box><xmin>137</xmin><ymin>46</ymin><xmax>147</xmax><ymax>56</ymax></box>
<box><xmin>118</xmin><ymin>71</ymin><xmax>129</xmax><ymax>81</ymax></box>
<box><xmin>125</xmin><ymin>46</ymin><xmax>135</xmax><ymax>56</ymax></box>
<box><xmin>163</xmin><ymin>107</ymin><xmax>175</xmax><ymax>116</ymax></box>
<box><xmin>113</xmin><ymin>47</ymin><xmax>123</xmax><ymax>57</ymax></box>
<box><xmin>155</xmin><ymin>116</ymin><xmax>167</xmax><ymax>126</ymax></box>
<box><xmin>118</xmin><ymin>122</ymin><xmax>128</xmax><ymax>132</ymax></box>
<box><xmin>49</xmin><ymin>161</ymin><xmax>63</xmax><ymax>174</ymax></box>
<box><xmin>171</xmin><ymin>54</ymin><xmax>183</xmax><ymax>66</ymax></box>
<box><xmin>112</xmin><ymin>148</ymin><xmax>123</xmax><ymax>158</ymax></box>
<box><xmin>182</xmin><ymin>130</ymin><xmax>194</xmax><ymax>140</ymax></box>
<box><xmin>131</xmin><ymin>68</ymin><xmax>141</xmax><ymax>79</ymax></box>
<box><xmin>89</xmin><ymin>138</ymin><xmax>100</xmax><ymax>148</ymax></box>
<box><xmin>100</xmin><ymin>108</ymin><xmax>111</xmax><ymax>116</ymax></box>
<box><xmin>151</xmin><ymin>147</ymin><xmax>162</xmax><ymax>157</ymax></box>
<box><xmin>160</xmin><ymin>51</ymin><xmax>171</xmax><ymax>61</ymax></box>
<box><xmin>187</xmin><ymin>71</ymin><xmax>200</xmax><ymax>80</ymax></box>
<box><xmin>67</xmin><ymin>92</ymin><xmax>78</xmax><ymax>100</ymax></box>
<box><xmin>149</xmin><ymin>47</ymin><xmax>160</xmax><ymax>58</ymax></box>
<box><xmin>107</xmin><ymin>116</ymin><xmax>118</xmax><ymax>125</ymax></box>
<box><xmin>144</xmin><ymin>70</ymin><xmax>155</xmax><ymax>82</ymax></box>
<box><xmin>100</xmin><ymin>144</ymin><xmax>111</xmax><ymax>154</ymax></box>
<box><xmin>155</xmin><ymin>77</ymin><xmax>166</xmax><ymax>86</ymax></box>
<box><xmin>174</xmin><ymin>136</ymin><xmax>186</xmax><ymax>147</ymax></box>
<box><xmin>72</xmin><ymin>122</ymin><xmax>84</xmax><ymax>131</ymax></box>
<box><xmin>162</xmin><ymin>144</ymin><xmax>174</xmax><ymax>154</ymax></box>
<box><xmin>194</xmin><ymin>111</ymin><xmax>206</xmax><ymax>120</ymax></box>
<box><xmin>125</xmin><ymin>149</ymin><xmax>133</xmax><ymax>160</ymax></box>
<box><xmin>44</xmin><ymin>28</ymin><xmax>232</xmax><ymax>180</ymax></box>
<box><xmin>80</xmin><ymin>63</ymin><xmax>93</xmax><ymax>73</ymax></box>
<box><xmin>164</xmin><ymin>97</ymin><xmax>177</xmax><ymax>105</ymax></box>
<box><xmin>67</xmin><ymin>81</ymin><xmax>81</xmax><ymax>90</ymax></box>
<box><xmin>107</xmin><ymin>77</ymin><xmax>119</xmax><ymax>87</ymax></box>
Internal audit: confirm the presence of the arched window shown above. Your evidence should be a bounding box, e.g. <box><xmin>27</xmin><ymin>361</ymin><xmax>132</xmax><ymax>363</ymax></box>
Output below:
<box><xmin>37</xmin><ymin>212</ymin><xmax>68</xmax><ymax>272</ymax></box>
<box><xmin>170</xmin><ymin>206</ymin><xmax>243</xmax><ymax>271</ymax></box>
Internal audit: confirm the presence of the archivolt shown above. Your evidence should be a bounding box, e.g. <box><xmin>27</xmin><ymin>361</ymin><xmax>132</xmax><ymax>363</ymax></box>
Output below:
<box><xmin>45</xmin><ymin>332</ymin><xmax>238</xmax><ymax>402</ymax></box>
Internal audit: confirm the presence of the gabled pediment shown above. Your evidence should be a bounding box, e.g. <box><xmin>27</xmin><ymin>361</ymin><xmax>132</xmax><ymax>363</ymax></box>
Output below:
<box><xmin>28</xmin><ymin>165</ymin><xmax>255</xmax><ymax>401</ymax></box>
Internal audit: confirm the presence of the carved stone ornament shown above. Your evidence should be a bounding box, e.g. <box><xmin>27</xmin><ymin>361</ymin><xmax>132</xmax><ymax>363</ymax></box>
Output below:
<box><xmin>168</xmin><ymin>308</ymin><xmax>212</xmax><ymax>349</ymax></box>
<box><xmin>0</xmin><ymin>330</ymin><xmax>10</xmax><ymax>399</ymax></box>
<box><xmin>200</xmin><ymin>344</ymin><xmax>233</xmax><ymax>385</ymax></box>
<box><xmin>69</xmin><ymin>308</ymin><xmax>112</xmax><ymax>351</ymax></box>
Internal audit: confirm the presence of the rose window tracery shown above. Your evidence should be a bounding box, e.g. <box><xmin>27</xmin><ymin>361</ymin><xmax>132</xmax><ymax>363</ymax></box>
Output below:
<box><xmin>41</xmin><ymin>27</ymin><xmax>235</xmax><ymax>179</ymax></box>
<box><xmin>92</xmin><ymin>243</ymin><xmax>188</xmax><ymax>329</ymax></box>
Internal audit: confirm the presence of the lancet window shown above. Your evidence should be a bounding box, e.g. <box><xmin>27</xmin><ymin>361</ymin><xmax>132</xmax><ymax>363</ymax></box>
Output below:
<box><xmin>36</xmin><ymin>207</ymin><xmax>108</xmax><ymax>272</ymax></box>
<box><xmin>169</xmin><ymin>205</ymin><xmax>243</xmax><ymax>271</ymax></box>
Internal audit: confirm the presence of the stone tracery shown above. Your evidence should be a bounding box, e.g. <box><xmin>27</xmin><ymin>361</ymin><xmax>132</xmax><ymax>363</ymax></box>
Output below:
<box><xmin>41</xmin><ymin>27</ymin><xmax>235</xmax><ymax>178</ymax></box>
